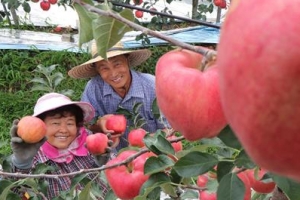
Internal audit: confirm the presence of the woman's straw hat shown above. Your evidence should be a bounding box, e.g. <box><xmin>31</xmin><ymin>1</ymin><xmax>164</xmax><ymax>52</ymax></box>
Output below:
<box><xmin>68</xmin><ymin>42</ymin><xmax>152</xmax><ymax>79</ymax></box>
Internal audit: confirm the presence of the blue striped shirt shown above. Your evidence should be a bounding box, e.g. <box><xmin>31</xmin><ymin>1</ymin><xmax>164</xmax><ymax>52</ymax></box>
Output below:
<box><xmin>81</xmin><ymin>70</ymin><xmax>170</xmax><ymax>150</ymax></box>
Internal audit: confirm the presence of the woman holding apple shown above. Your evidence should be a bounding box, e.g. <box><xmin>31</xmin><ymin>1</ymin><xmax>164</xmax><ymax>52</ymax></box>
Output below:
<box><xmin>9</xmin><ymin>92</ymin><xmax>112</xmax><ymax>199</ymax></box>
<box><xmin>68</xmin><ymin>42</ymin><xmax>171</xmax><ymax>150</ymax></box>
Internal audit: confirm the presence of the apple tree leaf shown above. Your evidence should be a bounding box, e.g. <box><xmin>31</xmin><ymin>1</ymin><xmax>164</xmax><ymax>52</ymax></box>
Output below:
<box><xmin>271</xmin><ymin>174</ymin><xmax>300</xmax><ymax>200</ymax></box>
<box><xmin>136</xmin><ymin>172</ymin><xmax>171</xmax><ymax>200</ymax></box>
<box><xmin>217</xmin><ymin>126</ymin><xmax>242</xmax><ymax>150</ymax></box>
<box><xmin>151</xmin><ymin>98</ymin><xmax>161</xmax><ymax>120</ymax></box>
<box><xmin>180</xmin><ymin>189</ymin><xmax>199</xmax><ymax>199</ymax></box>
<box><xmin>78</xmin><ymin>181</ymin><xmax>92</xmax><ymax>200</ymax></box>
<box><xmin>173</xmin><ymin>151</ymin><xmax>218</xmax><ymax>177</ymax></box>
<box><xmin>92</xmin><ymin>8</ymin><xmax>134</xmax><ymax>59</ymax></box>
<box><xmin>161</xmin><ymin>182</ymin><xmax>177</xmax><ymax>198</ymax></box>
<box><xmin>70</xmin><ymin>173</ymin><xmax>89</xmax><ymax>189</ymax></box>
<box><xmin>216</xmin><ymin>161</ymin><xmax>235</xmax><ymax>182</ymax></box>
<box><xmin>217</xmin><ymin>173</ymin><xmax>246</xmax><ymax>200</ymax></box>
<box><xmin>234</xmin><ymin>149</ymin><xmax>256</xmax><ymax>169</ymax></box>
<box><xmin>144</xmin><ymin>134</ymin><xmax>175</xmax><ymax>155</ymax></box>
<box><xmin>74</xmin><ymin>3</ymin><xmax>98</xmax><ymax>47</ymax></box>
<box><xmin>144</xmin><ymin>154</ymin><xmax>174</xmax><ymax>175</ymax></box>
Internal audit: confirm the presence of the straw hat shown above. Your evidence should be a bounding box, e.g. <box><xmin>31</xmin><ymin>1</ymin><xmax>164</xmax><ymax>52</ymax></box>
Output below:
<box><xmin>68</xmin><ymin>42</ymin><xmax>152</xmax><ymax>79</ymax></box>
<box><xmin>33</xmin><ymin>93</ymin><xmax>95</xmax><ymax>122</ymax></box>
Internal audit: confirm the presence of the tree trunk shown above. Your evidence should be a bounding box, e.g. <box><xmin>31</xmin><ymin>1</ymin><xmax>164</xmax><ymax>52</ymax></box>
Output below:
<box><xmin>191</xmin><ymin>0</ymin><xmax>199</xmax><ymax>19</ymax></box>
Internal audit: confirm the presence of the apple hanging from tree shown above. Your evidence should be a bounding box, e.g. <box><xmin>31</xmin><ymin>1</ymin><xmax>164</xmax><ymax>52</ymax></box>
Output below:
<box><xmin>135</xmin><ymin>10</ymin><xmax>144</xmax><ymax>18</ymax></box>
<box><xmin>40</xmin><ymin>0</ymin><xmax>50</xmax><ymax>11</ymax></box>
<box><xmin>85</xmin><ymin>133</ymin><xmax>109</xmax><ymax>155</ymax></box>
<box><xmin>217</xmin><ymin>0</ymin><xmax>300</xmax><ymax>181</ymax></box>
<box><xmin>105</xmin><ymin>150</ymin><xmax>150</xmax><ymax>199</ymax></box>
<box><xmin>167</xmin><ymin>135</ymin><xmax>182</xmax><ymax>152</ymax></box>
<box><xmin>155</xmin><ymin>48</ymin><xmax>227</xmax><ymax>141</ymax></box>
<box><xmin>48</xmin><ymin>0</ymin><xmax>57</xmax><ymax>4</ymax></box>
<box><xmin>197</xmin><ymin>174</ymin><xmax>209</xmax><ymax>187</ymax></box>
<box><xmin>245</xmin><ymin>168</ymin><xmax>275</xmax><ymax>194</ymax></box>
<box><xmin>128</xmin><ymin>128</ymin><xmax>147</xmax><ymax>148</ymax></box>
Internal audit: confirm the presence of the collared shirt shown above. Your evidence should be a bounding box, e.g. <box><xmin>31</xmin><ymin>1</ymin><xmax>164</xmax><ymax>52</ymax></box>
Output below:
<box><xmin>81</xmin><ymin>70</ymin><xmax>170</xmax><ymax>150</ymax></box>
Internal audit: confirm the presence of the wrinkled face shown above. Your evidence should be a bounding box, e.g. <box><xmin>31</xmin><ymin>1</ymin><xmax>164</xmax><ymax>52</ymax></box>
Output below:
<box><xmin>44</xmin><ymin>112</ymin><xmax>78</xmax><ymax>149</ymax></box>
<box><xmin>95</xmin><ymin>54</ymin><xmax>131</xmax><ymax>91</ymax></box>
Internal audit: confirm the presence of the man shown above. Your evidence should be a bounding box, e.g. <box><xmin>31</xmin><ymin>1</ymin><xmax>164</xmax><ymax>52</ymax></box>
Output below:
<box><xmin>68</xmin><ymin>42</ymin><xmax>170</xmax><ymax>150</ymax></box>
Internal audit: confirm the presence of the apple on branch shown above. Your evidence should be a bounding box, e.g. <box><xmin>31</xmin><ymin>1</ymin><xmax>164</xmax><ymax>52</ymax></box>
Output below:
<box><xmin>128</xmin><ymin>128</ymin><xmax>147</xmax><ymax>148</ymax></box>
<box><xmin>217</xmin><ymin>0</ymin><xmax>300</xmax><ymax>181</ymax></box>
<box><xmin>155</xmin><ymin>48</ymin><xmax>227</xmax><ymax>141</ymax></box>
<box><xmin>85</xmin><ymin>133</ymin><xmax>109</xmax><ymax>155</ymax></box>
<box><xmin>105</xmin><ymin>150</ymin><xmax>150</xmax><ymax>199</ymax></box>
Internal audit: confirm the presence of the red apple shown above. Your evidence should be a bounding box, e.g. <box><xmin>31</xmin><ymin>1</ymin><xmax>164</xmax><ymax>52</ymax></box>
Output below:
<box><xmin>217</xmin><ymin>0</ymin><xmax>300</xmax><ymax>181</ymax></box>
<box><xmin>156</xmin><ymin>48</ymin><xmax>227</xmax><ymax>141</ymax></box>
<box><xmin>128</xmin><ymin>128</ymin><xmax>147</xmax><ymax>148</ymax></box>
<box><xmin>135</xmin><ymin>10</ymin><xmax>144</xmax><ymax>18</ymax></box>
<box><xmin>246</xmin><ymin>169</ymin><xmax>275</xmax><ymax>194</ymax></box>
<box><xmin>86</xmin><ymin>133</ymin><xmax>108</xmax><ymax>155</ymax></box>
<box><xmin>40</xmin><ymin>0</ymin><xmax>50</xmax><ymax>11</ymax></box>
<box><xmin>167</xmin><ymin>135</ymin><xmax>182</xmax><ymax>152</ymax></box>
<box><xmin>197</xmin><ymin>174</ymin><xmax>209</xmax><ymax>187</ymax></box>
<box><xmin>199</xmin><ymin>190</ymin><xmax>216</xmax><ymax>200</ymax></box>
<box><xmin>53</xmin><ymin>26</ymin><xmax>62</xmax><ymax>32</ymax></box>
<box><xmin>218</xmin><ymin>0</ymin><xmax>226</xmax><ymax>9</ymax></box>
<box><xmin>17</xmin><ymin>116</ymin><xmax>47</xmax><ymax>143</ymax></box>
<box><xmin>237</xmin><ymin>172</ymin><xmax>252</xmax><ymax>200</ymax></box>
<box><xmin>105</xmin><ymin>150</ymin><xmax>150</xmax><ymax>199</ymax></box>
<box><xmin>105</xmin><ymin>114</ymin><xmax>127</xmax><ymax>135</ymax></box>
<box><xmin>48</xmin><ymin>0</ymin><xmax>57</xmax><ymax>4</ymax></box>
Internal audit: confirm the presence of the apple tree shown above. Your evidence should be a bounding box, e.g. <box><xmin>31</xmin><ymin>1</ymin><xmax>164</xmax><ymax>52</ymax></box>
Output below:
<box><xmin>1</xmin><ymin>0</ymin><xmax>300</xmax><ymax>199</ymax></box>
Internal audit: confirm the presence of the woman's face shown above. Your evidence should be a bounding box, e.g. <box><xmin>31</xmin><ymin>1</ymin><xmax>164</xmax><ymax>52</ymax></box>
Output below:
<box><xmin>43</xmin><ymin>112</ymin><xmax>78</xmax><ymax>149</ymax></box>
<box><xmin>95</xmin><ymin>54</ymin><xmax>131</xmax><ymax>95</ymax></box>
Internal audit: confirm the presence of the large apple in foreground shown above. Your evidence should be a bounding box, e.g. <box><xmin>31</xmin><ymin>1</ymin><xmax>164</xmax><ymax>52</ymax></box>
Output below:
<box><xmin>155</xmin><ymin>48</ymin><xmax>227</xmax><ymax>141</ymax></box>
<box><xmin>217</xmin><ymin>0</ymin><xmax>300</xmax><ymax>181</ymax></box>
<box><xmin>105</xmin><ymin>150</ymin><xmax>150</xmax><ymax>199</ymax></box>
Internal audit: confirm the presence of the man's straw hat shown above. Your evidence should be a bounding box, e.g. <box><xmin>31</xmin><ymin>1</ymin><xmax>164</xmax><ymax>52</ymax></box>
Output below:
<box><xmin>68</xmin><ymin>42</ymin><xmax>152</xmax><ymax>79</ymax></box>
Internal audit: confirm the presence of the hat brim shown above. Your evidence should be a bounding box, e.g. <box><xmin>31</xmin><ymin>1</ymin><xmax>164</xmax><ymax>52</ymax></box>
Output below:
<box><xmin>68</xmin><ymin>49</ymin><xmax>151</xmax><ymax>79</ymax></box>
<box><xmin>33</xmin><ymin>101</ymin><xmax>95</xmax><ymax>122</ymax></box>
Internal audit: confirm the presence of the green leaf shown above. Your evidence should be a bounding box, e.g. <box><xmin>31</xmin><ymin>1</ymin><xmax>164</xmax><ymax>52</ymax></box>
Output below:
<box><xmin>30</xmin><ymin>77</ymin><xmax>48</xmax><ymax>85</ymax></box>
<box><xmin>74</xmin><ymin>3</ymin><xmax>98</xmax><ymax>46</ymax></box>
<box><xmin>151</xmin><ymin>98</ymin><xmax>161</xmax><ymax>119</ymax></box>
<box><xmin>234</xmin><ymin>149</ymin><xmax>256</xmax><ymax>169</ymax></box>
<box><xmin>180</xmin><ymin>189</ymin><xmax>199</xmax><ymax>200</ymax></box>
<box><xmin>137</xmin><ymin>172</ymin><xmax>171</xmax><ymax>199</ymax></box>
<box><xmin>218</xmin><ymin>126</ymin><xmax>242</xmax><ymax>150</ymax></box>
<box><xmin>132</xmin><ymin>102</ymin><xmax>143</xmax><ymax>114</ymax></box>
<box><xmin>144</xmin><ymin>134</ymin><xmax>174</xmax><ymax>155</ymax></box>
<box><xmin>70</xmin><ymin>174</ymin><xmax>89</xmax><ymax>189</ymax></box>
<box><xmin>173</xmin><ymin>151</ymin><xmax>218</xmax><ymax>177</ymax></box>
<box><xmin>217</xmin><ymin>173</ymin><xmax>246</xmax><ymax>200</ymax></box>
<box><xmin>271</xmin><ymin>174</ymin><xmax>300</xmax><ymax>200</ymax></box>
<box><xmin>32</xmin><ymin>163</ymin><xmax>56</xmax><ymax>174</ymax></box>
<box><xmin>144</xmin><ymin>155</ymin><xmax>174</xmax><ymax>175</ymax></box>
<box><xmin>217</xmin><ymin>161</ymin><xmax>235</xmax><ymax>182</ymax></box>
<box><xmin>92</xmin><ymin>8</ymin><xmax>134</xmax><ymax>59</ymax></box>
<box><xmin>161</xmin><ymin>182</ymin><xmax>177</xmax><ymax>198</ymax></box>
<box><xmin>22</xmin><ymin>1</ymin><xmax>30</xmax><ymax>13</ymax></box>
<box><xmin>0</xmin><ymin>180</ymin><xmax>13</xmax><ymax>193</ymax></box>
<box><xmin>79</xmin><ymin>181</ymin><xmax>92</xmax><ymax>200</ymax></box>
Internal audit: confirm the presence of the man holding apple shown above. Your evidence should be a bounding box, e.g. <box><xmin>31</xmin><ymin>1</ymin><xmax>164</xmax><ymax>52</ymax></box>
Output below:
<box><xmin>68</xmin><ymin>42</ymin><xmax>170</xmax><ymax>150</ymax></box>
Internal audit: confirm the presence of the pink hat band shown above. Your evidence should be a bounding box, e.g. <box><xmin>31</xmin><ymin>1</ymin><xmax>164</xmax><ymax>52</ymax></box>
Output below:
<box><xmin>33</xmin><ymin>93</ymin><xmax>95</xmax><ymax>122</ymax></box>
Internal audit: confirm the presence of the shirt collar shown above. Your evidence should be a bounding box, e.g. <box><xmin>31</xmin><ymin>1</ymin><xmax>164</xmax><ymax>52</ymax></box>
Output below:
<box><xmin>103</xmin><ymin>70</ymin><xmax>145</xmax><ymax>99</ymax></box>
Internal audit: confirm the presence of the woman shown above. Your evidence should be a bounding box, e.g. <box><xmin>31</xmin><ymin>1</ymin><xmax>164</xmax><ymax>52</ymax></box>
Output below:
<box><xmin>10</xmin><ymin>93</ymin><xmax>111</xmax><ymax>199</ymax></box>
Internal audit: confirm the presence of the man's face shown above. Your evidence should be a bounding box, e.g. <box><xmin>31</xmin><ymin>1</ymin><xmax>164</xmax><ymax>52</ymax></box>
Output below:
<box><xmin>95</xmin><ymin>54</ymin><xmax>131</xmax><ymax>91</ymax></box>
